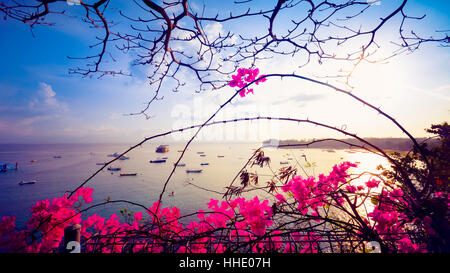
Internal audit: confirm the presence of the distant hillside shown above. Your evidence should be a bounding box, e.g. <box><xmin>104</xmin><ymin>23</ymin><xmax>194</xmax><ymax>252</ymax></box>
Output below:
<box><xmin>262</xmin><ymin>138</ymin><xmax>439</xmax><ymax>152</ymax></box>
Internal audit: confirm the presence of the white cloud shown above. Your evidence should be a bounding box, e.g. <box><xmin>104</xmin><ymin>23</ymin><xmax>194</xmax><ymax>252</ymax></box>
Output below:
<box><xmin>204</xmin><ymin>22</ymin><xmax>224</xmax><ymax>41</ymax></box>
<box><xmin>407</xmin><ymin>84</ymin><xmax>450</xmax><ymax>102</ymax></box>
<box><xmin>20</xmin><ymin>115</ymin><xmax>53</xmax><ymax>126</ymax></box>
<box><xmin>39</xmin><ymin>82</ymin><xmax>56</xmax><ymax>98</ymax></box>
<box><xmin>29</xmin><ymin>82</ymin><xmax>69</xmax><ymax>112</ymax></box>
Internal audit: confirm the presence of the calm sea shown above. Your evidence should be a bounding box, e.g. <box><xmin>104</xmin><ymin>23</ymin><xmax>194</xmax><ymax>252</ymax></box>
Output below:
<box><xmin>0</xmin><ymin>143</ymin><xmax>389</xmax><ymax>228</ymax></box>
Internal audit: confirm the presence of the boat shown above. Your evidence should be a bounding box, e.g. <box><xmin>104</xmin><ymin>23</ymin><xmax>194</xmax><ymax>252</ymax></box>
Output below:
<box><xmin>197</xmin><ymin>152</ymin><xmax>205</xmax><ymax>154</ymax></box>
<box><xmin>177</xmin><ymin>150</ymin><xmax>183</xmax><ymax>152</ymax></box>
<box><xmin>119</xmin><ymin>155</ymin><xmax>130</xmax><ymax>160</ymax></box>
<box><xmin>200</xmin><ymin>163</ymin><xmax>209</xmax><ymax>166</ymax></box>
<box><xmin>107</xmin><ymin>152</ymin><xmax>121</xmax><ymax>157</ymax></box>
<box><xmin>53</xmin><ymin>155</ymin><xmax>62</xmax><ymax>159</ymax></box>
<box><xmin>169</xmin><ymin>191</ymin><xmax>175</xmax><ymax>197</ymax></box>
<box><xmin>161</xmin><ymin>157</ymin><xmax>168</xmax><ymax>159</ymax></box>
<box><xmin>107</xmin><ymin>167</ymin><xmax>121</xmax><ymax>171</ymax></box>
<box><xmin>156</xmin><ymin>145</ymin><xmax>169</xmax><ymax>153</ymax></box>
<box><xmin>280</xmin><ymin>162</ymin><xmax>289</xmax><ymax>164</ymax></box>
<box><xmin>287</xmin><ymin>158</ymin><xmax>293</xmax><ymax>160</ymax></box>
<box><xmin>200</xmin><ymin>154</ymin><xmax>206</xmax><ymax>157</ymax></box>
<box><xmin>217</xmin><ymin>155</ymin><xmax>225</xmax><ymax>158</ymax></box>
<box><xmin>120</xmin><ymin>173</ymin><xmax>137</xmax><ymax>176</ymax></box>
<box><xmin>150</xmin><ymin>159</ymin><xmax>166</xmax><ymax>163</ymax></box>
<box><xmin>19</xmin><ymin>180</ymin><xmax>36</xmax><ymax>185</ymax></box>
<box><xmin>175</xmin><ymin>163</ymin><xmax>186</xmax><ymax>167</ymax></box>
<box><xmin>30</xmin><ymin>160</ymin><xmax>37</xmax><ymax>163</ymax></box>
<box><xmin>1</xmin><ymin>162</ymin><xmax>18</xmax><ymax>172</ymax></box>
<box><xmin>186</xmin><ymin>169</ymin><xmax>203</xmax><ymax>173</ymax></box>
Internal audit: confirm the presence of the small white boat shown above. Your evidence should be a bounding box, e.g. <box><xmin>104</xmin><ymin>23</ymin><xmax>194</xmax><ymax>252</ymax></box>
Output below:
<box><xmin>156</xmin><ymin>145</ymin><xmax>169</xmax><ymax>153</ymax></box>
<box><xmin>186</xmin><ymin>169</ymin><xmax>203</xmax><ymax>173</ymax></box>
<box><xmin>119</xmin><ymin>155</ymin><xmax>130</xmax><ymax>160</ymax></box>
<box><xmin>169</xmin><ymin>191</ymin><xmax>175</xmax><ymax>197</ymax></box>
<box><xmin>150</xmin><ymin>159</ymin><xmax>166</xmax><ymax>163</ymax></box>
<box><xmin>19</xmin><ymin>180</ymin><xmax>36</xmax><ymax>185</ymax></box>
<box><xmin>120</xmin><ymin>173</ymin><xmax>137</xmax><ymax>176</ymax></box>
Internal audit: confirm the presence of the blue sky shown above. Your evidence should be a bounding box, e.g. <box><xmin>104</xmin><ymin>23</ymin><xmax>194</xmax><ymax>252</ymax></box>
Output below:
<box><xmin>0</xmin><ymin>0</ymin><xmax>448</xmax><ymax>144</ymax></box>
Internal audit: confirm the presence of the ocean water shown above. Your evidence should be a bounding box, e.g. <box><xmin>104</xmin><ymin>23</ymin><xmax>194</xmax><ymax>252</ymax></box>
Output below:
<box><xmin>0</xmin><ymin>143</ymin><xmax>389</xmax><ymax>228</ymax></box>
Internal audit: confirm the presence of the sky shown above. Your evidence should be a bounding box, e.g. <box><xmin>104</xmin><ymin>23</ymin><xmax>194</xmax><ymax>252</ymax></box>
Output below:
<box><xmin>0</xmin><ymin>0</ymin><xmax>448</xmax><ymax>144</ymax></box>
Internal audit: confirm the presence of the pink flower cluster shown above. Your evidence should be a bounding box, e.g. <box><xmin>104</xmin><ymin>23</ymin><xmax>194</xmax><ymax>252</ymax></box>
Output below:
<box><xmin>233</xmin><ymin>196</ymin><xmax>273</xmax><ymax>236</ymax></box>
<box><xmin>365</xmin><ymin>188</ymin><xmax>427</xmax><ymax>253</ymax></box>
<box><xmin>0</xmin><ymin>161</ymin><xmax>433</xmax><ymax>253</ymax></box>
<box><xmin>228</xmin><ymin>68</ymin><xmax>267</xmax><ymax>97</ymax></box>
<box><xmin>279</xmin><ymin>161</ymin><xmax>431</xmax><ymax>253</ymax></box>
<box><xmin>282</xmin><ymin>161</ymin><xmax>358</xmax><ymax>215</ymax></box>
<box><xmin>0</xmin><ymin>186</ymin><xmax>93</xmax><ymax>252</ymax></box>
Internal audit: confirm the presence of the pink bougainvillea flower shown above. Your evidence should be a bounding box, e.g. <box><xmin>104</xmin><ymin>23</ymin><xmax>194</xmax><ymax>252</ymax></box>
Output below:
<box><xmin>275</xmin><ymin>193</ymin><xmax>287</xmax><ymax>203</ymax></box>
<box><xmin>134</xmin><ymin>211</ymin><xmax>143</xmax><ymax>222</ymax></box>
<box><xmin>391</xmin><ymin>188</ymin><xmax>404</xmax><ymax>198</ymax></box>
<box><xmin>345</xmin><ymin>185</ymin><xmax>357</xmax><ymax>193</ymax></box>
<box><xmin>366</xmin><ymin>179</ymin><xmax>380</xmax><ymax>189</ymax></box>
<box><xmin>228</xmin><ymin>67</ymin><xmax>266</xmax><ymax>98</ymax></box>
